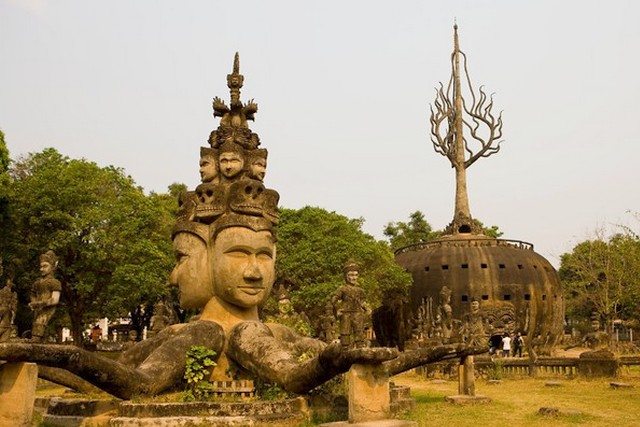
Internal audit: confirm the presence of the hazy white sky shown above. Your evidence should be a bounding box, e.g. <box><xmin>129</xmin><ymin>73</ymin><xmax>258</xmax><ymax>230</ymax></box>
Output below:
<box><xmin>1</xmin><ymin>0</ymin><xmax>639</xmax><ymax>266</ymax></box>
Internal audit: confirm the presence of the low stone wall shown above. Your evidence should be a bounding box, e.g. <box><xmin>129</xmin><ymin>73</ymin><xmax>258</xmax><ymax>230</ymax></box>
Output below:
<box><xmin>417</xmin><ymin>354</ymin><xmax>640</xmax><ymax>379</ymax></box>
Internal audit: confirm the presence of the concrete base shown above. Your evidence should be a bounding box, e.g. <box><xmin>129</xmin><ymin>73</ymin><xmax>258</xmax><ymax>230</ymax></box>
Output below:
<box><xmin>445</xmin><ymin>395</ymin><xmax>492</xmax><ymax>404</ymax></box>
<box><xmin>0</xmin><ymin>362</ymin><xmax>39</xmax><ymax>427</ymax></box>
<box><xmin>320</xmin><ymin>420</ymin><xmax>417</xmax><ymax>427</ymax></box>
<box><xmin>347</xmin><ymin>364</ymin><xmax>390</xmax><ymax>423</ymax></box>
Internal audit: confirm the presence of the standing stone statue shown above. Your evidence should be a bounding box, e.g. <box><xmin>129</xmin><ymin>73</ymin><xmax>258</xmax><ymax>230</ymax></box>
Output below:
<box><xmin>0</xmin><ymin>268</ymin><xmax>18</xmax><ymax>342</ymax></box>
<box><xmin>29</xmin><ymin>250</ymin><xmax>61</xmax><ymax>342</ymax></box>
<box><xmin>437</xmin><ymin>286</ymin><xmax>454</xmax><ymax>342</ymax></box>
<box><xmin>461</xmin><ymin>298</ymin><xmax>486</xmax><ymax>347</ymax></box>
<box><xmin>332</xmin><ymin>261</ymin><xmax>369</xmax><ymax>349</ymax></box>
<box><xmin>318</xmin><ymin>300</ymin><xmax>337</xmax><ymax>343</ymax></box>
<box><xmin>148</xmin><ymin>300</ymin><xmax>173</xmax><ymax>338</ymax></box>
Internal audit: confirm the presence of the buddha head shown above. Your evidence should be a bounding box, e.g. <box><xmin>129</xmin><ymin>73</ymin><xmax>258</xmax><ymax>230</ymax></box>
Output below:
<box><xmin>199</xmin><ymin>147</ymin><xmax>219</xmax><ymax>183</ymax></box>
<box><xmin>218</xmin><ymin>141</ymin><xmax>245</xmax><ymax>180</ymax></box>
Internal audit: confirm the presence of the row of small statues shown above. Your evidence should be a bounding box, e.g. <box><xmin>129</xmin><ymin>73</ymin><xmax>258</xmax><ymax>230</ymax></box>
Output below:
<box><xmin>0</xmin><ymin>251</ymin><xmax>61</xmax><ymax>342</ymax></box>
<box><xmin>269</xmin><ymin>262</ymin><xmax>372</xmax><ymax>350</ymax></box>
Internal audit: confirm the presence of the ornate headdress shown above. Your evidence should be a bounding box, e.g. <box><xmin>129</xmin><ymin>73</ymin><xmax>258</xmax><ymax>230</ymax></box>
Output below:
<box><xmin>342</xmin><ymin>260</ymin><xmax>359</xmax><ymax>274</ymax></box>
<box><xmin>174</xmin><ymin>53</ymin><xmax>279</xmax><ymax>241</ymax></box>
<box><xmin>40</xmin><ymin>250</ymin><xmax>59</xmax><ymax>268</ymax></box>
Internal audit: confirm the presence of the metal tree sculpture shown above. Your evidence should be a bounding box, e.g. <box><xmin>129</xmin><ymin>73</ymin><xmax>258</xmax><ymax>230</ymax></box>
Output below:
<box><xmin>430</xmin><ymin>24</ymin><xmax>504</xmax><ymax>235</ymax></box>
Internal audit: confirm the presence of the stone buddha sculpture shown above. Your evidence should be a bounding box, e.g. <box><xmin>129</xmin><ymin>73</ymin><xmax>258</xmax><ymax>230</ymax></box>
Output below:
<box><xmin>0</xmin><ymin>53</ymin><xmax>484</xmax><ymax>399</ymax></box>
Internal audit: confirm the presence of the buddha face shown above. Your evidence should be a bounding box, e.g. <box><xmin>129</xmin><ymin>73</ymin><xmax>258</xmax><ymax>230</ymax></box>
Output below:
<box><xmin>169</xmin><ymin>232</ymin><xmax>214</xmax><ymax>309</ymax></box>
<box><xmin>211</xmin><ymin>227</ymin><xmax>275</xmax><ymax>308</ymax></box>
<box><xmin>199</xmin><ymin>156</ymin><xmax>218</xmax><ymax>183</ymax></box>
<box><xmin>219</xmin><ymin>152</ymin><xmax>244</xmax><ymax>179</ymax></box>
<box><xmin>345</xmin><ymin>270</ymin><xmax>359</xmax><ymax>286</ymax></box>
<box><xmin>249</xmin><ymin>158</ymin><xmax>267</xmax><ymax>181</ymax></box>
<box><xmin>40</xmin><ymin>261</ymin><xmax>53</xmax><ymax>277</ymax></box>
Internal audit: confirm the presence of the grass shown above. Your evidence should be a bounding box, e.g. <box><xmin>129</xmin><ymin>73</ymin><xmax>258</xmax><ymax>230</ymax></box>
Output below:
<box><xmin>394</xmin><ymin>372</ymin><xmax>640</xmax><ymax>427</ymax></box>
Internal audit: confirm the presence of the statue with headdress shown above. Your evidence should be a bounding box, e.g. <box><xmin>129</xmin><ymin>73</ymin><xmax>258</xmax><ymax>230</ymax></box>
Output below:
<box><xmin>29</xmin><ymin>250</ymin><xmax>61</xmax><ymax>342</ymax></box>
<box><xmin>331</xmin><ymin>261</ymin><xmax>369</xmax><ymax>349</ymax></box>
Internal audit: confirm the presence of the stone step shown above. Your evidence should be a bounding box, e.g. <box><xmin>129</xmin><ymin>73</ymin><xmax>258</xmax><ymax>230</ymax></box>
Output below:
<box><xmin>389</xmin><ymin>385</ymin><xmax>411</xmax><ymax>400</ymax></box>
<box><xmin>118</xmin><ymin>397</ymin><xmax>307</xmax><ymax>418</ymax></box>
<box><xmin>47</xmin><ymin>398</ymin><xmax>121</xmax><ymax>416</ymax></box>
<box><xmin>390</xmin><ymin>397</ymin><xmax>415</xmax><ymax>415</ymax></box>
<box><xmin>109</xmin><ymin>413</ymin><xmax>304</xmax><ymax>427</ymax></box>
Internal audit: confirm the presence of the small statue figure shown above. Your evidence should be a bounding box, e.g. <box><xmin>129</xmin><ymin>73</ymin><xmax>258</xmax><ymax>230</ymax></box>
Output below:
<box><xmin>318</xmin><ymin>300</ymin><xmax>337</xmax><ymax>343</ymax></box>
<box><xmin>148</xmin><ymin>300</ymin><xmax>173</xmax><ymax>338</ymax></box>
<box><xmin>0</xmin><ymin>266</ymin><xmax>18</xmax><ymax>342</ymax></box>
<box><xmin>29</xmin><ymin>250</ymin><xmax>61</xmax><ymax>342</ymax></box>
<box><xmin>437</xmin><ymin>286</ymin><xmax>454</xmax><ymax>341</ymax></box>
<box><xmin>582</xmin><ymin>314</ymin><xmax>610</xmax><ymax>350</ymax></box>
<box><xmin>461</xmin><ymin>298</ymin><xmax>486</xmax><ymax>347</ymax></box>
<box><xmin>331</xmin><ymin>261</ymin><xmax>369</xmax><ymax>349</ymax></box>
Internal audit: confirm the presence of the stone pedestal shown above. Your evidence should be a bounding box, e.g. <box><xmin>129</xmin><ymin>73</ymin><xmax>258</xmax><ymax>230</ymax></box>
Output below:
<box><xmin>0</xmin><ymin>362</ymin><xmax>39</xmax><ymax>427</ymax></box>
<box><xmin>347</xmin><ymin>364</ymin><xmax>390</xmax><ymax>423</ymax></box>
<box><xmin>447</xmin><ymin>356</ymin><xmax>491</xmax><ymax>405</ymax></box>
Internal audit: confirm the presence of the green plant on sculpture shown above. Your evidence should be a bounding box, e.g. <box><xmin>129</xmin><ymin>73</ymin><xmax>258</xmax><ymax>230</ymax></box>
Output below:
<box><xmin>183</xmin><ymin>346</ymin><xmax>217</xmax><ymax>401</ymax></box>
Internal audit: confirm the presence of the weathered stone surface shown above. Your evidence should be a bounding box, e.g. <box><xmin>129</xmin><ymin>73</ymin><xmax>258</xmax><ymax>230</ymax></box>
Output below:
<box><xmin>545</xmin><ymin>381</ymin><xmax>562</xmax><ymax>387</ymax></box>
<box><xmin>610</xmin><ymin>382</ymin><xmax>633</xmax><ymax>389</ymax></box>
<box><xmin>0</xmin><ymin>362</ymin><xmax>38</xmax><ymax>427</ymax></box>
<box><xmin>538</xmin><ymin>407</ymin><xmax>584</xmax><ymax>417</ymax></box>
<box><xmin>445</xmin><ymin>395</ymin><xmax>491</xmax><ymax>404</ymax></box>
<box><xmin>321</xmin><ymin>420</ymin><xmax>417</xmax><ymax>427</ymax></box>
<box><xmin>347</xmin><ymin>364</ymin><xmax>390</xmax><ymax>423</ymax></box>
<box><xmin>578</xmin><ymin>350</ymin><xmax>619</xmax><ymax>377</ymax></box>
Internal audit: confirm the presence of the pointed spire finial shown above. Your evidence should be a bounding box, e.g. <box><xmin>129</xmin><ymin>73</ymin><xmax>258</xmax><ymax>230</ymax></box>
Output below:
<box><xmin>233</xmin><ymin>52</ymin><xmax>240</xmax><ymax>74</ymax></box>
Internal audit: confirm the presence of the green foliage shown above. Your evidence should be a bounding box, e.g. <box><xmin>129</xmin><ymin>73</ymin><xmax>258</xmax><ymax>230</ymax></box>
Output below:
<box><xmin>384</xmin><ymin>210</ymin><xmax>503</xmax><ymax>251</ymax></box>
<box><xmin>276</xmin><ymin>206</ymin><xmax>411</xmax><ymax>316</ymax></box>
<box><xmin>2</xmin><ymin>148</ymin><xmax>177</xmax><ymax>342</ymax></box>
<box><xmin>384</xmin><ymin>211</ymin><xmax>436</xmax><ymax>251</ymax></box>
<box><xmin>183</xmin><ymin>346</ymin><xmax>217</xmax><ymax>401</ymax></box>
<box><xmin>487</xmin><ymin>360</ymin><xmax>503</xmax><ymax>380</ymax></box>
<box><xmin>560</xmin><ymin>226</ymin><xmax>640</xmax><ymax>327</ymax></box>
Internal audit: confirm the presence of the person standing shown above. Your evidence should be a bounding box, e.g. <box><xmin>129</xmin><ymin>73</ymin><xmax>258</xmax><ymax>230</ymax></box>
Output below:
<box><xmin>513</xmin><ymin>332</ymin><xmax>524</xmax><ymax>357</ymax></box>
<box><xmin>501</xmin><ymin>332</ymin><xmax>512</xmax><ymax>357</ymax></box>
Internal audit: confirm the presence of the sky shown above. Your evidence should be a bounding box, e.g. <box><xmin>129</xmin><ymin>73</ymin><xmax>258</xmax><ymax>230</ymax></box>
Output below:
<box><xmin>1</xmin><ymin>0</ymin><xmax>639</xmax><ymax>267</ymax></box>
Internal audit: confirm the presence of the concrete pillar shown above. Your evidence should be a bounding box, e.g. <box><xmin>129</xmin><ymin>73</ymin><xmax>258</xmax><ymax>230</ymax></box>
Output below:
<box><xmin>347</xmin><ymin>363</ymin><xmax>390</xmax><ymax>423</ymax></box>
<box><xmin>458</xmin><ymin>355</ymin><xmax>475</xmax><ymax>396</ymax></box>
<box><xmin>0</xmin><ymin>362</ymin><xmax>39</xmax><ymax>427</ymax></box>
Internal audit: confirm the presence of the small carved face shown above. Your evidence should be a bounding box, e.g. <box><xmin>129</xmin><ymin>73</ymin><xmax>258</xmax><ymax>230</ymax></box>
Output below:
<box><xmin>219</xmin><ymin>152</ymin><xmax>244</xmax><ymax>179</ymax></box>
<box><xmin>470</xmin><ymin>300</ymin><xmax>480</xmax><ymax>313</ymax></box>
<box><xmin>169</xmin><ymin>233</ymin><xmax>214</xmax><ymax>310</ymax></box>
<box><xmin>345</xmin><ymin>270</ymin><xmax>359</xmax><ymax>286</ymax></box>
<box><xmin>39</xmin><ymin>262</ymin><xmax>53</xmax><ymax>277</ymax></box>
<box><xmin>199</xmin><ymin>157</ymin><xmax>218</xmax><ymax>183</ymax></box>
<box><xmin>249</xmin><ymin>159</ymin><xmax>267</xmax><ymax>181</ymax></box>
<box><xmin>211</xmin><ymin>227</ymin><xmax>275</xmax><ymax>308</ymax></box>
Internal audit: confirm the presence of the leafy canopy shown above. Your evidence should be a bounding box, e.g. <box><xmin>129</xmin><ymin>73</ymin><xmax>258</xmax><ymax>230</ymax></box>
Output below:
<box><xmin>3</xmin><ymin>148</ymin><xmax>176</xmax><ymax>341</ymax></box>
<box><xmin>384</xmin><ymin>210</ymin><xmax>503</xmax><ymax>251</ymax></box>
<box><xmin>276</xmin><ymin>206</ymin><xmax>411</xmax><ymax>315</ymax></box>
<box><xmin>559</xmin><ymin>226</ymin><xmax>640</xmax><ymax>327</ymax></box>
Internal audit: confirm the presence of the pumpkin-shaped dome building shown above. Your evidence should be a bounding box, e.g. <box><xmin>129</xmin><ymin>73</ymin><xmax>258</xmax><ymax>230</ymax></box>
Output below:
<box><xmin>394</xmin><ymin>25</ymin><xmax>563</xmax><ymax>352</ymax></box>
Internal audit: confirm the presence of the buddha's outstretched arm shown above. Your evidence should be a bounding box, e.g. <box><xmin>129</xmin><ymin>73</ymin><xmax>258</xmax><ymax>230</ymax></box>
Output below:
<box><xmin>0</xmin><ymin>321</ymin><xmax>224</xmax><ymax>399</ymax></box>
<box><xmin>384</xmin><ymin>343</ymin><xmax>487</xmax><ymax>376</ymax></box>
<box><xmin>227</xmin><ymin>321</ymin><xmax>398</xmax><ymax>394</ymax></box>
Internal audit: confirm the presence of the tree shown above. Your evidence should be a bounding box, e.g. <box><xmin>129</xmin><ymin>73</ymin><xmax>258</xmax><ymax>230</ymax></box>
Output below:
<box><xmin>5</xmin><ymin>148</ymin><xmax>175</xmax><ymax>343</ymax></box>
<box><xmin>384</xmin><ymin>211</ymin><xmax>436</xmax><ymax>251</ymax></box>
<box><xmin>384</xmin><ymin>210</ymin><xmax>503</xmax><ymax>251</ymax></box>
<box><xmin>275</xmin><ymin>206</ymin><xmax>411</xmax><ymax>318</ymax></box>
<box><xmin>559</xmin><ymin>228</ymin><xmax>640</xmax><ymax>332</ymax></box>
